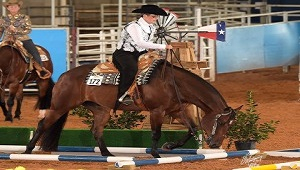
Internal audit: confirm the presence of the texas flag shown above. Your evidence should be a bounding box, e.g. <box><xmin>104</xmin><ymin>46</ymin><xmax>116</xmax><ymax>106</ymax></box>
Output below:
<box><xmin>198</xmin><ymin>21</ymin><xmax>226</xmax><ymax>42</ymax></box>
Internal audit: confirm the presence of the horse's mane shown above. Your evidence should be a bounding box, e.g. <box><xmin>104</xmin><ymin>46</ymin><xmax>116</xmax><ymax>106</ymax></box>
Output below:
<box><xmin>150</xmin><ymin>60</ymin><xmax>227</xmax><ymax>103</ymax></box>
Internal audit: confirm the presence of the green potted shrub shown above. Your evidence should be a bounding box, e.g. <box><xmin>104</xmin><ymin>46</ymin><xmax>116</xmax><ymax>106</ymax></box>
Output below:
<box><xmin>71</xmin><ymin>105</ymin><xmax>146</xmax><ymax>129</ymax></box>
<box><xmin>226</xmin><ymin>91</ymin><xmax>279</xmax><ymax>150</ymax></box>
<box><xmin>68</xmin><ymin>106</ymin><xmax>201</xmax><ymax>148</ymax></box>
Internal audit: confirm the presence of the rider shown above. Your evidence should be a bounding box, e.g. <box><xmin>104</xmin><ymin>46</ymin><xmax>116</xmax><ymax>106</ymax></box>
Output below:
<box><xmin>0</xmin><ymin>0</ymin><xmax>49</xmax><ymax>75</ymax></box>
<box><xmin>112</xmin><ymin>4</ymin><xmax>173</xmax><ymax>106</ymax></box>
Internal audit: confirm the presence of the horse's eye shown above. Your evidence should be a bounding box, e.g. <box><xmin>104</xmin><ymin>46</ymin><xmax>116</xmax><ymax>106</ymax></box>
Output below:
<box><xmin>217</xmin><ymin>119</ymin><xmax>226</xmax><ymax>125</ymax></box>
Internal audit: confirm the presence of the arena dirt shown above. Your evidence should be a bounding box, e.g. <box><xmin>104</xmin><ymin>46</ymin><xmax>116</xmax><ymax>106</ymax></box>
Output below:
<box><xmin>0</xmin><ymin>66</ymin><xmax>299</xmax><ymax>170</ymax></box>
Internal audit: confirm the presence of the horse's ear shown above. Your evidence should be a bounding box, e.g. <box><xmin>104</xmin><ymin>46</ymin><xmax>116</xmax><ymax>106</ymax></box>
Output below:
<box><xmin>234</xmin><ymin>105</ymin><xmax>243</xmax><ymax>111</ymax></box>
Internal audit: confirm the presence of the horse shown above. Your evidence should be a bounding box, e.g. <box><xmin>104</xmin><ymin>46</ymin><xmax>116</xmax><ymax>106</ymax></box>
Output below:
<box><xmin>0</xmin><ymin>43</ymin><xmax>55</xmax><ymax>122</ymax></box>
<box><xmin>24</xmin><ymin>57</ymin><xmax>241</xmax><ymax>158</ymax></box>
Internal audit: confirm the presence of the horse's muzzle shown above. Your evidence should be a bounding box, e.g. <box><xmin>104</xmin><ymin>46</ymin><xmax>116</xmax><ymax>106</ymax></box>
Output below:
<box><xmin>206</xmin><ymin>138</ymin><xmax>221</xmax><ymax>148</ymax></box>
<box><xmin>209</xmin><ymin>143</ymin><xmax>221</xmax><ymax>149</ymax></box>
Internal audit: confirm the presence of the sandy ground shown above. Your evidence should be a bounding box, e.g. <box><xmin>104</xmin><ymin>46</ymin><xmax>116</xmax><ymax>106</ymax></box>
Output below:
<box><xmin>0</xmin><ymin>65</ymin><xmax>299</xmax><ymax>170</ymax></box>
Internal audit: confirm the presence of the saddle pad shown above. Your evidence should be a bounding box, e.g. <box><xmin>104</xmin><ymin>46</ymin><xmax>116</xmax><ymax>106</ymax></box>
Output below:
<box><xmin>0</xmin><ymin>42</ymin><xmax>49</xmax><ymax>62</ymax></box>
<box><xmin>36</xmin><ymin>47</ymin><xmax>49</xmax><ymax>61</ymax></box>
<box><xmin>40</xmin><ymin>55</ymin><xmax>48</xmax><ymax>61</ymax></box>
<box><xmin>86</xmin><ymin>58</ymin><xmax>164</xmax><ymax>86</ymax></box>
<box><xmin>86</xmin><ymin>72</ymin><xmax>120</xmax><ymax>86</ymax></box>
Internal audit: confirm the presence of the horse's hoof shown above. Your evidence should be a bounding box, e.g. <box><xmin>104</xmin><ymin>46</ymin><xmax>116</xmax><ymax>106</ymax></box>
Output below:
<box><xmin>152</xmin><ymin>154</ymin><xmax>161</xmax><ymax>158</ymax></box>
<box><xmin>102</xmin><ymin>152</ymin><xmax>114</xmax><ymax>156</ymax></box>
<box><xmin>151</xmin><ymin>150</ymin><xmax>161</xmax><ymax>158</ymax></box>
<box><xmin>22</xmin><ymin>151</ymin><xmax>32</xmax><ymax>154</ymax></box>
<box><xmin>161</xmin><ymin>142</ymin><xmax>176</xmax><ymax>151</ymax></box>
<box><xmin>5</xmin><ymin>115</ymin><xmax>13</xmax><ymax>122</ymax></box>
<box><xmin>14</xmin><ymin>115</ymin><xmax>21</xmax><ymax>120</ymax></box>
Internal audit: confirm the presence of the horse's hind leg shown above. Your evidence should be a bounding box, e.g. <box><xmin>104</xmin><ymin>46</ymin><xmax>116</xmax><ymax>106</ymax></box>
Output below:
<box><xmin>24</xmin><ymin>118</ymin><xmax>46</xmax><ymax>153</ymax></box>
<box><xmin>14</xmin><ymin>84</ymin><xmax>23</xmax><ymax>119</ymax></box>
<box><xmin>24</xmin><ymin>110</ymin><xmax>68</xmax><ymax>154</ymax></box>
<box><xmin>84</xmin><ymin>103</ymin><xmax>113</xmax><ymax>156</ymax></box>
<box><xmin>36</xmin><ymin>79</ymin><xmax>54</xmax><ymax>118</ymax></box>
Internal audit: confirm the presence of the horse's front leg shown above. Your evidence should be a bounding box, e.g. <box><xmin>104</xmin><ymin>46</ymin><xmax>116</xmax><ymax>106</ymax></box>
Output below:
<box><xmin>162</xmin><ymin>105</ymin><xmax>199</xmax><ymax>150</ymax></box>
<box><xmin>150</xmin><ymin>109</ymin><xmax>165</xmax><ymax>158</ymax></box>
<box><xmin>0</xmin><ymin>89</ymin><xmax>8</xmax><ymax>118</ymax></box>
<box><xmin>162</xmin><ymin>127</ymin><xmax>198</xmax><ymax>150</ymax></box>
<box><xmin>88</xmin><ymin>106</ymin><xmax>114</xmax><ymax>156</ymax></box>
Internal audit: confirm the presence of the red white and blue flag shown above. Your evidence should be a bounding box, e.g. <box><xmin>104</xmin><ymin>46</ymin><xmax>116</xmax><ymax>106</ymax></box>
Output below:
<box><xmin>198</xmin><ymin>21</ymin><xmax>226</xmax><ymax>42</ymax></box>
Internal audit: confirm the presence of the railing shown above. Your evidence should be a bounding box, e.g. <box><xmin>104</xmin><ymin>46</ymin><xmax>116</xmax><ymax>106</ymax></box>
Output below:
<box><xmin>100</xmin><ymin>2</ymin><xmax>199</xmax><ymax>27</ymax></box>
<box><xmin>211</xmin><ymin>10</ymin><xmax>300</xmax><ymax>27</ymax></box>
<box><xmin>74</xmin><ymin>27</ymin><xmax>121</xmax><ymax>66</ymax></box>
<box><xmin>199</xmin><ymin>3</ymin><xmax>300</xmax><ymax>26</ymax></box>
<box><xmin>100</xmin><ymin>3</ymin><xmax>144</xmax><ymax>27</ymax></box>
<box><xmin>22</xmin><ymin>5</ymin><xmax>74</xmax><ymax>27</ymax></box>
<box><xmin>74</xmin><ymin>9</ymin><xmax>101</xmax><ymax>27</ymax></box>
<box><xmin>74</xmin><ymin>26</ymin><xmax>201</xmax><ymax>66</ymax></box>
<box><xmin>7</xmin><ymin>2</ymin><xmax>300</xmax><ymax>82</ymax></box>
<box><xmin>74</xmin><ymin>4</ymin><xmax>300</xmax><ymax>81</ymax></box>
<box><xmin>4</xmin><ymin>2</ymin><xmax>299</xmax><ymax>28</ymax></box>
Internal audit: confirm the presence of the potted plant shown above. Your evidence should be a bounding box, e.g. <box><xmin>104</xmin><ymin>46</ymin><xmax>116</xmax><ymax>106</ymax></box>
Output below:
<box><xmin>71</xmin><ymin>105</ymin><xmax>146</xmax><ymax>129</ymax></box>
<box><xmin>226</xmin><ymin>91</ymin><xmax>279</xmax><ymax>150</ymax></box>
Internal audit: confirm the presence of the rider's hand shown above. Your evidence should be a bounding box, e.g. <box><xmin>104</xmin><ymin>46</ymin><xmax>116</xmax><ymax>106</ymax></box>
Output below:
<box><xmin>166</xmin><ymin>44</ymin><xmax>173</xmax><ymax>50</ymax></box>
<box><xmin>8</xmin><ymin>25</ymin><xmax>16</xmax><ymax>32</ymax></box>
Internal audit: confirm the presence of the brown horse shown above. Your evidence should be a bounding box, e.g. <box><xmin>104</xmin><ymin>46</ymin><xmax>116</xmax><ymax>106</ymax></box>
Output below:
<box><xmin>24</xmin><ymin>60</ymin><xmax>241</xmax><ymax>158</ymax></box>
<box><xmin>0</xmin><ymin>44</ymin><xmax>54</xmax><ymax>121</ymax></box>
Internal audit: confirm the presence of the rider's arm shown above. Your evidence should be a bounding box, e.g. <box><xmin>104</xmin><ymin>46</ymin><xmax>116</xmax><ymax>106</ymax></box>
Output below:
<box><xmin>14</xmin><ymin>15</ymin><xmax>32</xmax><ymax>35</ymax></box>
<box><xmin>0</xmin><ymin>18</ymin><xmax>5</xmax><ymax>39</ymax></box>
<box><xmin>127</xmin><ymin>23</ymin><xmax>166</xmax><ymax>50</ymax></box>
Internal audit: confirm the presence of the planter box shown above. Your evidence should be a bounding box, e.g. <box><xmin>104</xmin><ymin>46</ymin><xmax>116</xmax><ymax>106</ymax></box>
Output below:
<box><xmin>0</xmin><ymin>127</ymin><xmax>34</xmax><ymax>145</ymax></box>
<box><xmin>234</xmin><ymin>140</ymin><xmax>256</xmax><ymax>150</ymax></box>
<box><xmin>0</xmin><ymin>127</ymin><xmax>202</xmax><ymax>149</ymax></box>
<box><xmin>59</xmin><ymin>129</ymin><xmax>202</xmax><ymax>149</ymax></box>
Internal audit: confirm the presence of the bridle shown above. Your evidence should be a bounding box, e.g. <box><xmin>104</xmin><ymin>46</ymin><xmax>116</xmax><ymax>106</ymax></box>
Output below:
<box><xmin>202</xmin><ymin>107</ymin><xmax>236</xmax><ymax>144</ymax></box>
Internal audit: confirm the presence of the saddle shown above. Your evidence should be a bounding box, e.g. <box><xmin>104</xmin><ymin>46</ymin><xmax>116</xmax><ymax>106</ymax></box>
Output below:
<box><xmin>88</xmin><ymin>51</ymin><xmax>164</xmax><ymax>109</ymax></box>
<box><xmin>92</xmin><ymin>51</ymin><xmax>161</xmax><ymax>73</ymax></box>
<box><xmin>0</xmin><ymin>40</ymin><xmax>51</xmax><ymax>80</ymax></box>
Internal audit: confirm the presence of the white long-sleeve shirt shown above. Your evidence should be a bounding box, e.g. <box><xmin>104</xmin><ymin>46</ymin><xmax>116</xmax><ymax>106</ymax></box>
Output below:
<box><xmin>116</xmin><ymin>17</ymin><xmax>166</xmax><ymax>52</ymax></box>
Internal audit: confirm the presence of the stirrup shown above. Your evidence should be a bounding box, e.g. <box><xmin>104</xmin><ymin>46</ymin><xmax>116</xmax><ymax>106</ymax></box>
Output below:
<box><xmin>118</xmin><ymin>92</ymin><xmax>133</xmax><ymax>105</ymax></box>
<box><xmin>122</xmin><ymin>96</ymin><xmax>133</xmax><ymax>106</ymax></box>
<box><xmin>118</xmin><ymin>91</ymin><xmax>129</xmax><ymax>102</ymax></box>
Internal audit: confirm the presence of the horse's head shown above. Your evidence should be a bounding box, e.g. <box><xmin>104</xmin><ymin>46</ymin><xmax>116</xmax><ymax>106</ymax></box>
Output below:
<box><xmin>201</xmin><ymin>105</ymin><xmax>242</xmax><ymax>148</ymax></box>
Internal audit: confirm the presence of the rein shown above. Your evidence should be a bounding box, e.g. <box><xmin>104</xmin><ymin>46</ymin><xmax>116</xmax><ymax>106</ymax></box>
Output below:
<box><xmin>160</xmin><ymin>47</ymin><xmax>236</xmax><ymax>146</ymax></box>
<box><xmin>0</xmin><ymin>69</ymin><xmax>3</xmax><ymax>91</ymax></box>
<box><xmin>161</xmin><ymin>48</ymin><xmax>201</xmax><ymax>144</ymax></box>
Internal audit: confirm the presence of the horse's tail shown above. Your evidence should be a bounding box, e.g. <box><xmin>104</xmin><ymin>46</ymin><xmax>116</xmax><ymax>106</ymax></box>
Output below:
<box><xmin>35</xmin><ymin>78</ymin><xmax>55</xmax><ymax>110</ymax></box>
<box><xmin>40</xmin><ymin>112</ymin><xmax>68</xmax><ymax>151</ymax></box>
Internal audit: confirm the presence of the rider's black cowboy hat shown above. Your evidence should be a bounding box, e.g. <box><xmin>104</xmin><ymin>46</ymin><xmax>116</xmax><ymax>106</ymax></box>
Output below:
<box><xmin>3</xmin><ymin>0</ymin><xmax>23</xmax><ymax>7</ymax></box>
<box><xmin>132</xmin><ymin>5</ymin><xmax>168</xmax><ymax>16</ymax></box>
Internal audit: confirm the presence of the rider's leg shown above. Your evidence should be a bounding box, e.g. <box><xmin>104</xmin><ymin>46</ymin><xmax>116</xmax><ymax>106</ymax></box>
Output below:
<box><xmin>22</xmin><ymin>39</ymin><xmax>43</xmax><ymax>67</ymax></box>
<box><xmin>112</xmin><ymin>50</ymin><xmax>138</xmax><ymax>105</ymax></box>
